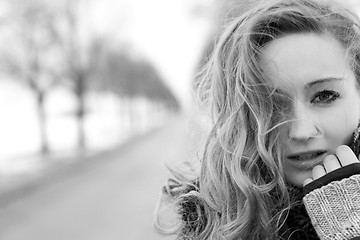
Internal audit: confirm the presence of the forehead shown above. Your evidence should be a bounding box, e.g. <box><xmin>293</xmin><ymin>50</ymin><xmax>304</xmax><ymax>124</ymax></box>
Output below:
<box><xmin>259</xmin><ymin>33</ymin><xmax>350</xmax><ymax>90</ymax></box>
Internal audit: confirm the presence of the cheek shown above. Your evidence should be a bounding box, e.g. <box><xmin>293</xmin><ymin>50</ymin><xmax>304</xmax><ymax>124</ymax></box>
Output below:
<box><xmin>321</xmin><ymin>105</ymin><xmax>360</xmax><ymax>146</ymax></box>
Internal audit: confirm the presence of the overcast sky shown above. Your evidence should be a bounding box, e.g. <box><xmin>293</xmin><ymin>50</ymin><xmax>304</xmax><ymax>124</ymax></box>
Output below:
<box><xmin>89</xmin><ymin>0</ymin><xmax>360</xmax><ymax>111</ymax></box>
<box><xmin>86</xmin><ymin>0</ymin><xmax>215</xmax><ymax>111</ymax></box>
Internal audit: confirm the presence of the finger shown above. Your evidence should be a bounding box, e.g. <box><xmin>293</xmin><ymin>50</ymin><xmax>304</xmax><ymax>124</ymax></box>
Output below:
<box><xmin>303</xmin><ymin>178</ymin><xmax>313</xmax><ymax>187</ymax></box>
<box><xmin>312</xmin><ymin>165</ymin><xmax>326</xmax><ymax>180</ymax></box>
<box><xmin>335</xmin><ymin>145</ymin><xmax>359</xmax><ymax>166</ymax></box>
<box><xmin>323</xmin><ymin>154</ymin><xmax>341</xmax><ymax>173</ymax></box>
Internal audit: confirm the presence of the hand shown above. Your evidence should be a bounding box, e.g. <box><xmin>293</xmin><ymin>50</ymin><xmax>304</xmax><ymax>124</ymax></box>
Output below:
<box><xmin>303</xmin><ymin>145</ymin><xmax>359</xmax><ymax>187</ymax></box>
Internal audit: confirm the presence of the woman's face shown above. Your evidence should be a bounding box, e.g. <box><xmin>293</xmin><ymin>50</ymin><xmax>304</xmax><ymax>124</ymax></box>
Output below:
<box><xmin>260</xmin><ymin>33</ymin><xmax>360</xmax><ymax>186</ymax></box>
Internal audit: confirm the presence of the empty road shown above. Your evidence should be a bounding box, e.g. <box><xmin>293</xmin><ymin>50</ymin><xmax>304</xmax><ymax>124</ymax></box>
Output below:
<box><xmin>0</xmin><ymin>116</ymin><xmax>202</xmax><ymax>240</ymax></box>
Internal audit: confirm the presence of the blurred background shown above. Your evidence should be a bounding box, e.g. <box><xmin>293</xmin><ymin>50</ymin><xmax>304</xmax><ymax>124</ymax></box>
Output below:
<box><xmin>0</xmin><ymin>0</ymin><xmax>359</xmax><ymax>240</ymax></box>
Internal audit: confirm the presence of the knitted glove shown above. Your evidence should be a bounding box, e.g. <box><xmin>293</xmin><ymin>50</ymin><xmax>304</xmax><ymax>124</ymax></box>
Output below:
<box><xmin>303</xmin><ymin>170</ymin><xmax>360</xmax><ymax>240</ymax></box>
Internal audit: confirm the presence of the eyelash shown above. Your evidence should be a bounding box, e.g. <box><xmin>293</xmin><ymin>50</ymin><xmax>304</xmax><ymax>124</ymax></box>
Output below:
<box><xmin>311</xmin><ymin>90</ymin><xmax>340</xmax><ymax>104</ymax></box>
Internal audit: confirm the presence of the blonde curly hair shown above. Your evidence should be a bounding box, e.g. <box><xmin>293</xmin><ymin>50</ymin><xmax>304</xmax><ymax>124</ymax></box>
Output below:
<box><xmin>155</xmin><ymin>0</ymin><xmax>360</xmax><ymax>239</ymax></box>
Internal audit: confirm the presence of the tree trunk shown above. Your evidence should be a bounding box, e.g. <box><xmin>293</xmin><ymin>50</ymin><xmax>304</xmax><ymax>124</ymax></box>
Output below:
<box><xmin>37</xmin><ymin>91</ymin><xmax>49</xmax><ymax>154</ymax></box>
<box><xmin>76</xmin><ymin>73</ymin><xmax>86</xmax><ymax>150</ymax></box>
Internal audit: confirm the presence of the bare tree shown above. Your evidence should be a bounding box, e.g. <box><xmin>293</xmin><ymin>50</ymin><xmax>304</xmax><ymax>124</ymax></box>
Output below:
<box><xmin>92</xmin><ymin>50</ymin><xmax>180</xmax><ymax>114</ymax></box>
<box><xmin>0</xmin><ymin>0</ymin><xmax>65</xmax><ymax>154</ymax></box>
<box><xmin>61</xmin><ymin>0</ymin><xmax>105</xmax><ymax>150</ymax></box>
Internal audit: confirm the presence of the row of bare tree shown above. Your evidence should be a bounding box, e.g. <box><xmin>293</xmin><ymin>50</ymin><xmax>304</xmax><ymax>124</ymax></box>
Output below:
<box><xmin>0</xmin><ymin>0</ymin><xmax>179</xmax><ymax>155</ymax></box>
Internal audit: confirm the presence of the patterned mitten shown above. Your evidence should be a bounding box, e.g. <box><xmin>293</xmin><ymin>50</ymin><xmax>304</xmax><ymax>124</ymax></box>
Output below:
<box><xmin>303</xmin><ymin>163</ymin><xmax>360</xmax><ymax>240</ymax></box>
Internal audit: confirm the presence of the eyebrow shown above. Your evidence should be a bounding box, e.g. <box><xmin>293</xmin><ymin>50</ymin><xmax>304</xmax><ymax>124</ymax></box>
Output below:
<box><xmin>305</xmin><ymin>77</ymin><xmax>343</xmax><ymax>89</ymax></box>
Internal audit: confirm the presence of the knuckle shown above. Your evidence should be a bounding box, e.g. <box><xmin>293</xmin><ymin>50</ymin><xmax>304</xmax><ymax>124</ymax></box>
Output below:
<box><xmin>335</xmin><ymin>145</ymin><xmax>358</xmax><ymax>165</ymax></box>
<box><xmin>336</xmin><ymin>145</ymin><xmax>352</xmax><ymax>155</ymax></box>
<box><xmin>303</xmin><ymin>178</ymin><xmax>313</xmax><ymax>187</ymax></box>
<box><xmin>312</xmin><ymin>165</ymin><xmax>321</xmax><ymax>171</ymax></box>
<box><xmin>312</xmin><ymin>164</ymin><xmax>326</xmax><ymax>179</ymax></box>
<box><xmin>323</xmin><ymin>154</ymin><xmax>337</xmax><ymax>164</ymax></box>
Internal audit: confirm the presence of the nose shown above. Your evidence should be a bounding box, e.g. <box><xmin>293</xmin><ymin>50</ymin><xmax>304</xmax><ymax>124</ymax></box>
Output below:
<box><xmin>288</xmin><ymin>103</ymin><xmax>321</xmax><ymax>141</ymax></box>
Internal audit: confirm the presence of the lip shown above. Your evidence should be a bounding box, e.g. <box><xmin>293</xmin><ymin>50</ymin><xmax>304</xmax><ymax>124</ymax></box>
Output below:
<box><xmin>286</xmin><ymin>150</ymin><xmax>327</xmax><ymax>169</ymax></box>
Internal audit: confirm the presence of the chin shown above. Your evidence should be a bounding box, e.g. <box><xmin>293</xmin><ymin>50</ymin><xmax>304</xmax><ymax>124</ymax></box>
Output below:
<box><xmin>285</xmin><ymin>171</ymin><xmax>312</xmax><ymax>187</ymax></box>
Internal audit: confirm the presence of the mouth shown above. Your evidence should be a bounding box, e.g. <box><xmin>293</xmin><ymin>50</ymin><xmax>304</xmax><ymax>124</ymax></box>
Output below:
<box><xmin>286</xmin><ymin>151</ymin><xmax>327</xmax><ymax>169</ymax></box>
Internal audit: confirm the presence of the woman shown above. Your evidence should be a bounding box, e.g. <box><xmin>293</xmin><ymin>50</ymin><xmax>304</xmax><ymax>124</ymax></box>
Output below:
<box><xmin>155</xmin><ymin>0</ymin><xmax>360</xmax><ymax>239</ymax></box>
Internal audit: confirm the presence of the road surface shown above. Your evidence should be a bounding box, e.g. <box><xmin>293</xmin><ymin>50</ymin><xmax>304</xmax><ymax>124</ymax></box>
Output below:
<box><xmin>0</xmin><ymin>116</ymin><xmax>202</xmax><ymax>240</ymax></box>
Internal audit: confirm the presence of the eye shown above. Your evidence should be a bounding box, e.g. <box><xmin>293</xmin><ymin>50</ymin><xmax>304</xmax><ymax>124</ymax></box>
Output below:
<box><xmin>311</xmin><ymin>90</ymin><xmax>340</xmax><ymax>104</ymax></box>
